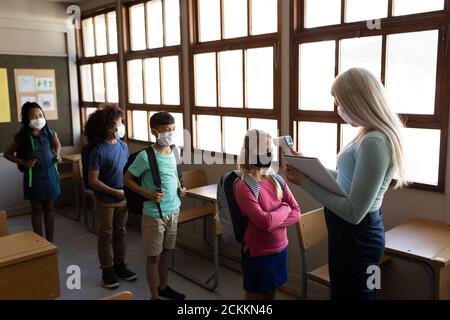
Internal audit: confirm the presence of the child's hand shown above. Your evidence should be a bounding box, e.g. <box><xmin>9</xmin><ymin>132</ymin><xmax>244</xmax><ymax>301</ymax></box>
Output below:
<box><xmin>147</xmin><ymin>191</ymin><xmax>164</xmax><ymax>203</ymax></box>
<box><xmin>115</xmin><ymin>189</ymin><xmax>126</xmax><ymax>201</ymax></box>
<box><xmin>55</xmin><ymin>154</ymin><xmax>62</xmax><ymax>163</ymax></box>
<box><xmin>23</xmin><ymin>159</ymin><xmax>36</xmax><ymax>168</ymax></box>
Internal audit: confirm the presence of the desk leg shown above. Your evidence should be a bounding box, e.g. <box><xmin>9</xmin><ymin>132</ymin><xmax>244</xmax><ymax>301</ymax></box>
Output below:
<box><xmin>433</xmin><ymin>264</ymin><xmax>450</xmax><ymax>300</ymax></box>
<box><xmin>205</xmin><ymin>221</ymin><xmax>219</xmax><ymax>288</ymax></box>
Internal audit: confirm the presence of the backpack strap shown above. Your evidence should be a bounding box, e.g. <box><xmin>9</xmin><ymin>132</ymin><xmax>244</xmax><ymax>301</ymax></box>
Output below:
<box><xmin>274</xmin><ymin>174</ymin><xmax>286</xmax><ymax>191</ymax></box>
<box><xmin>27</xmin><ymin>134</ymin><xmax>35</xmax><ymax>188</ymax></box>
<box><xmin>242</xmin><ymin>174</ymin><xmax>260</xmax><ymax>199</ymax></box>
<box><xmin>146</xmin><ymin>146</ymin><xmax>163</xmax><ymax>219</ymax></box>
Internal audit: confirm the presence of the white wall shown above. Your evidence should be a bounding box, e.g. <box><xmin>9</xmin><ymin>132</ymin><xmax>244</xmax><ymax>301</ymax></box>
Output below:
<box><xmin>0</xmin><ymin>0</ymin><xmax>80</xmax><ymax>214</ymax></box>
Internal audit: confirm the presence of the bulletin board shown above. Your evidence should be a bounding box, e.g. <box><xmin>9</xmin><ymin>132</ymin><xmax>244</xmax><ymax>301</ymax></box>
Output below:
<box><xmin>14</xmin><ymin>69</ymin><xmax>58</xmax><ymax>120</ymax></box>
<box><xmin>0</xmin><ymin>54</ymin><xmax>73</xmax><ymax>153</ymax></box>
<box><xmin>0</xmin><ymin>68</ymin><xmax>11</xmax><ymax>123</ymax></box>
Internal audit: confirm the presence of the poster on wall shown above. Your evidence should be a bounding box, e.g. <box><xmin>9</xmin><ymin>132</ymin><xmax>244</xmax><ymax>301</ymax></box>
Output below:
<box><xmin>14</xmin><ymin>69</ymin><xmax>58</xmax><ymax>120</ymax></box>
<box><xmin>0</xmin><ymin>68</ymin><xmax>11</xmax><ymax>123</ymax></box>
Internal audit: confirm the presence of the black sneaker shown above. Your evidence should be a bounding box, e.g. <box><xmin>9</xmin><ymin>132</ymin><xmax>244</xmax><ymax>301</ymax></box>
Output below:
<box><xmin>102</xmin><ymin>268</ymin><xmax>119</xmax><ymax>289</ymax></box>
<box><xmin>158</xmin><ymin>286</ymin><xmax>186</xmax><ymax>300</ymax></box>
<box><xmin>114</xmin><ymin>263</ymin><xmax>137</xmax><ymax>281</ymax></box>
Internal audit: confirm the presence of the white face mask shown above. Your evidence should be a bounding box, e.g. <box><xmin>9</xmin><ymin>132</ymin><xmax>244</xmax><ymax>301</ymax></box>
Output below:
<box><xmin>156</xmin><ymin>131</ymin><xmax>175</xmax><ymax>147</ymax></box>
<box><xmin>29</xmin><ymin>118</ymin><xmax>46</xmax><ymax>130</ymax></box>
<box><xmin>338</xmin><ymin>106</ymin><xmax>357</xmax><ymax>127</ymax></box>
<box><xmin>114</xmin><ymin>123</ymin><xmax>126</xmax><ymax>139</ymax></box>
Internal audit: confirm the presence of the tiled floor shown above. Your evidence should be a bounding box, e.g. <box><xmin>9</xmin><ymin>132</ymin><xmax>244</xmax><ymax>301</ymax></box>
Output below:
<box><xmin>7</xmin><ymin>208</ymin><xmax>296</xmax><ymax>300</ymax></box>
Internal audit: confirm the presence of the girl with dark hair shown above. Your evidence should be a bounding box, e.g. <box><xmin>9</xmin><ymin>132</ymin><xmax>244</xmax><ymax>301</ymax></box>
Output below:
<box><xmin>4</xmin><ymin>102</ymin><xmax>62</xmax><ymax>242</ymax></box>
<box><xmin>85</xmin><ymin>104</ymin><xmax>136</xmax><ymax>289</ymax></box>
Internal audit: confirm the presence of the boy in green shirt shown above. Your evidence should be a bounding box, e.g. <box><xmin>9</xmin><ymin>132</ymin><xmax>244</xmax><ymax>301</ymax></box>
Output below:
<box><xmin>123</xmin><ymin>112</ymin><xmax>185</xmax><ymax>300</ymax></box>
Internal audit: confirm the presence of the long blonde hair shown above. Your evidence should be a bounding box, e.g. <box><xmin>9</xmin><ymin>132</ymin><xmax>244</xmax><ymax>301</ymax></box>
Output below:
<box><xmin>331</xmin><ymin>68</ymin><xmax>407</xmax><ymax>189</ymax></box>
<box><xmin>237</xmin><ymin>129</ymin><xmax>283</xmax><ymax>200</ymax></box>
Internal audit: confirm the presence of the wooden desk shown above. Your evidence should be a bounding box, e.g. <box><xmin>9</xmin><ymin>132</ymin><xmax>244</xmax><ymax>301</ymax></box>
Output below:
<box><xmin>0</xmin><ymin>231</ymin><xmax>60</xmax><ymax>299</ymax></box>
<box><xmin>170</xmin><ymin>183</ymin><xmax>220</xmax><ymax>291</ymax></box>
<box><xmin>385</xmin><ymin>218</ymin><xmax>450</xmax><ymax>299</ymax></box>
<box><xmin>0</xmin><ymin>211</ymin><xmax>8</xmax><ymax>237</ymax></box>
<box><xmin>61</xmin><ymin>153</ymin><xmax>83</xmax><ymax>220</ymax></box>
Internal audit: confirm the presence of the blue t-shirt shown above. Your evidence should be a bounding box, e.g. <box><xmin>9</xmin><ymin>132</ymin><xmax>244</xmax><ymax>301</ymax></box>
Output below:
<box><xmin>88</xmin><ymin>140</ymin><xmax>128</xmax><ymax>203</ymax></box>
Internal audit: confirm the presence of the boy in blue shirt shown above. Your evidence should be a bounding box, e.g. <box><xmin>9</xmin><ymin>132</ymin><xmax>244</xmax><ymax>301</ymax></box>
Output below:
<box><xmin>86</xmin><ymin>105</ymin><xmax>136</xmax><ymax>289</ymax></box>
<box><xmin>124</xmin><ymin>112</ymin><xmax>185</xmax><ymax>300</ymax></box>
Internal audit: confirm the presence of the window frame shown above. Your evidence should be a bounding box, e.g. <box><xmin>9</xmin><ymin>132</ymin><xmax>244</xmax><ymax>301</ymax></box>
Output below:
<box><xmin>77</xmin><ymin>6</ymin><xmax>120</xmax><ymax>131</ymax></box>
<box><xmin>290</xmin><ymin>0</ymin><xmax>450</xmax><ymax>192</ymax></box>
<box><xmin>188</xmin><ymin>0</ymin><xmax>282</xmax><ymax>156</ymax></box>
<box><xmin>124</xmin><ymin>0</ymin><xmax>185</xmax><ymax>144</ymax></box>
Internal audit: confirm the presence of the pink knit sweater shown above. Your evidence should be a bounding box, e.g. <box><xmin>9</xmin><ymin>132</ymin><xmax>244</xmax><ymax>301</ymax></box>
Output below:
<box><xmin>234</xmin><ymin>178</ymin><xmax>301</xmax><ymax>257</ymax></box>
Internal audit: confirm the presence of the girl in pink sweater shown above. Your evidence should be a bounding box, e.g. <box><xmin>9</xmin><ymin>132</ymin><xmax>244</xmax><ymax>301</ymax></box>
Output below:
<box><xmin>234</xmin><ymin>129</ymin><xmax>301</xmax><ymax>300</ymax></box>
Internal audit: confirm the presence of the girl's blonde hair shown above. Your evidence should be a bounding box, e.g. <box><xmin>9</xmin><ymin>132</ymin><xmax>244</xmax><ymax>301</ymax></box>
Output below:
<box><xmin>331</xmin><ymin>68</ymin><xmax>407</xmax><ymax>189</ymax></box>
<box><xmin>237</xmin><ymin>129</ymin><xmax>283</xmax><ymax>200</ymax></box>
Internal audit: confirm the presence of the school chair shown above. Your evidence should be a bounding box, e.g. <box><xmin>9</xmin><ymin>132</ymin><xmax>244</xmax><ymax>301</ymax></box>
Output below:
<box><xmin>296</xmin><ymin>207</ymin><xmax>391</xmax><ymax>300</ymax></box>
<box><xmin>170</xmin><ymin>169</ymin><xmax>217</xmax><ymax>290</ymax></box>
<box><xmin>58</xmin><ymin>158</ymin><xmax>82</xmax><ymax>221</ymax></box>
<box><xmin>0</xmin><ymin>210</ymin><xmax>9</xmax><ymax>237</ymax></box>
<box><xmin>102</xmin><ymin>291</ymin><xmax>134</xmax><ymax>300</ymax></box>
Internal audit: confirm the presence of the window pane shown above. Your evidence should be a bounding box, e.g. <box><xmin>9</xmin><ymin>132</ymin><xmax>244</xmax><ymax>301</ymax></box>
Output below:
<box><xmin>196</xmin><ymin>115</ymin><xmax>221</xmax><ymax>152</ymax></box>
<box><xmin>132</xmin><ymin>110</ymin><xmax>149</xmax><ymax>141</ymax></box>
<box><xmin>161</xmin><ymin>55</ymin><xmax>180</xmax><ymax>105</ymax></box>
<box><xmin>128</xmin><ymin>59</ymin><xmax>143</xmax><ymax>104</ymax></box>
<box><xmin>164</xmin><ymin>0</ymin><xmax>181</xmax><ymax>46</ymax></box>
<box><xmin>341</xmin><ymin>124</ymin><xmax>360</xmax><ymax>150</ymax></box>
<box><xmin>92</xmin><ymin>63</ymin><xmax>105</xmax><ymax>102</ymax></box>
<box><xmin>223</xmin><ymin>0</ymin><xmax>247</xmax><ymax>39</ymax></box>
<box><xmin>107</xmin><ymin>12</ymin><xmax>118</xmax><ymax>54</ymax></box>
<box><xmin>394</xmin><ymin>0</ymin><xmax>444</xmax><ymax>16</ymax></box>
<box><xmin>223</xmin><ymin>117</ymin><xmax>247</xmax><ymax>155</ymax></box>
<box><xmin>340</xmin><ymin>36</ymin><xmax>382</xmax><ymax>79</ymax></box>
<box><xmin>304</xmin><ymin>0</ymin><xmax>340</xmax><ymax>28</ymax></box>
<box><xmin>251</xmin><ymin>0</ymin><xmax>277</xmax><ymax>35</ymax></box>
<box><xmin>84</xmin><ymin>107</ymin><xmax>97</xmax><ymax>123</ymax></box>
<box><xmin>299</xmin><ymin>41</ymin><xmax>335</xmax><ymax>111</ymax></box>
<box><xmin>345</xmin><ymin>0</ymin><xmax>388</xmax><ymax>23</ymax></box>
<box><xmin>194</xmin><ymin>53</ymin><xmax>217</xmax><ymax>107</ymax></box>
<box><xmin>298</xmin><ymin>122</ymin><xmax>337</xmax><ymax>170</ymax></box>
<box><xmin>82</xmin><ymin>18</ymin><xmax>95</xmax><ymax>57</ymax></box>
<box><xmin>94</xmin><ymin>14</ymin><xmax>108</xmax><ymax>56</ymax></box>
<box><xmin>147</xmin><ymin>0</ymin><xmax>164</xmax><ymax>49</ymax></box>
<box><xmin>219</xmin><ymin>50</ymin><xmax>243</xmax><ymax>108</ymax></box>
<box><xmin>246</xmin><ymin>47</ymin><xmax>273</xmax><ymax>109</ymax></box>
<box><xmin>249</xmin><ymin>118</ymin><xmax>278</xmax><ymax>161</ymax></box>
<box><xmin>130</xmin><ymin>4</ymin><xmax>146</xmax><ymax>51</ymax></box>
<box><xmin>198</xmin><ymin>0</ymin><xmax>221</xmax><ymax>42</ymax></box>
<box><xmin>403</xmin><ymin>128</ymin><xmax>440</xmax><ymax>185</ymax></box>
<box><xmin>144</xmin><ymin>58</ymin><xmax>161</xmax><ymax>104</ymax></box>
<box><xmin>105</xmin><ymin>62</ymin><xmax>118</xmax><ymax>103</ymax></box>
<box><xmin>172</xmin><ymin>112</ymin><xmax>184</xmax><ymax>147</ymax></box>
<box><xmin>386</xmin><ymin>30</ymin><xmax>438</xmax><ymax>115</ymax></box>
<box><xmin>80</xmin><ymin>65</ymin><xmax>93</xmax><ymax>102</ymax></box>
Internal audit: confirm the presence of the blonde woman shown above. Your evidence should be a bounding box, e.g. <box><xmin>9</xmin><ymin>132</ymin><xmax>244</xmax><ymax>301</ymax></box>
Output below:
<box><xmin>285</xmin><ymin>68</ymin><xmax>407</xmax><ymax>300</ymax></box>
<box><xmin>234</xmin><ymin>129</ymin><xmax>301</xmax><ymax>300</ymax></box>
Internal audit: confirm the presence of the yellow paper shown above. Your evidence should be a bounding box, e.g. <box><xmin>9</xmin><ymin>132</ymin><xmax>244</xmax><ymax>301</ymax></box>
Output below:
<box><xmin>0</xmin><ymin>68</ymin><xmax>11</xmax><ymax>123</ymax></box>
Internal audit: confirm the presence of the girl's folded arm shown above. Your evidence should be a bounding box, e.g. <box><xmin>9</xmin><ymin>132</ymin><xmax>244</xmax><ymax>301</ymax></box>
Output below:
<box><xmin>280</xmin><ymin>184</ymin><xmax>301</xmax><ymax>227</ymax></box>
<box><xmin>234</xmin><ymin>181</ymin><xmax>291</xmax><ymax>231</ymax></box>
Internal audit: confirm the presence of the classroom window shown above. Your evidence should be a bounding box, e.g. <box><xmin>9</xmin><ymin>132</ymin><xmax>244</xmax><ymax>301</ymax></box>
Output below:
<box><xmin>81</xmin><ymin>12</ymin><xmax>118</xmax><ymax>57</ymax></box>
<box><xmin>78</xmin><ymin>9</ymin><xmax>119</xmax><ymax>129</ymax></box>
<box><xmin>197</xmin><ymin>0</ymin><xmax>277</xmax><ymax>42</ymax></box>
<box><xmin>293</xmin><ymin>0</ymin><xmax>449</xmax><ymax>191</ymax></box>
<box><xmin>125</xmin><ymin>1</ymin><xmax>183</xmax><ymax>143</ymax></box>
<box><xmin>79</xmin><ymin>62</ymin><xmax>119</xmax><ymax>105</ymax></box>
<box><xmin>130</xmin><ymin>0</ymin><xmax>181</xmax><ymax>51</ymax></box>
<box><xmin>191</xmin><ymin>0</ymin><xmax>280</xmax><ymax>156</ymax></box>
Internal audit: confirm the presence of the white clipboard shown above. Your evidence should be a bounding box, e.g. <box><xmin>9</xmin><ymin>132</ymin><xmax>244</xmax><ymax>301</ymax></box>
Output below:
<box><xmin>283</xmin><ymin>155</ymin><xmax>348</xmax><ymax>197</ymax></box>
